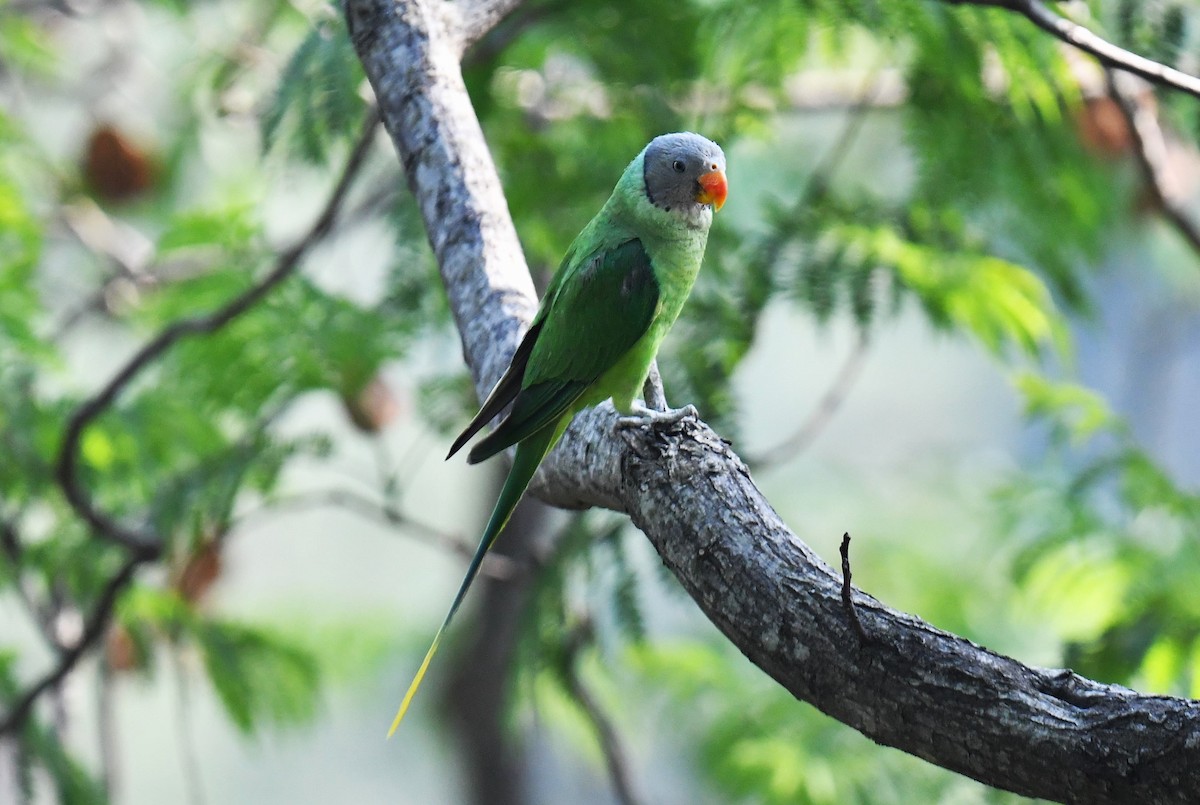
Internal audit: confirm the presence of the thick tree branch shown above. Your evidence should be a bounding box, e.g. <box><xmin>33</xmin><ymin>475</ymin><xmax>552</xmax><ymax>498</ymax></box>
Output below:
<box><xmin>946</xmin><ymin>0</ymin><xmax>1200</xmax><ymax>101</ymax></box>
<box><xmin>347</xmin><ymin>0</ymin><xmax>1200</xmax><ymax>801</ymax></box>
<box><xmin>347</xmin><ymin>0</ymin><xmax>536</xmax><ymax>406</ymax></box>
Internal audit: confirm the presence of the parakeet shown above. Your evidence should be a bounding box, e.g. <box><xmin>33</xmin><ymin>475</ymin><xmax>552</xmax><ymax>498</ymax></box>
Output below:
<box><xmin>388</xmin><ymin>132</ymin><xmax>727</xmax><ymax>736</ymax></box>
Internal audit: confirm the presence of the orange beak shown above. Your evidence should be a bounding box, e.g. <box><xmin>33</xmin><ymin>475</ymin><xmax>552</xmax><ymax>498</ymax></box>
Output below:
<box><xmin>696</xmin><ymin>169</ymin><xmax>727</xmax><ymax>211</ymax></box>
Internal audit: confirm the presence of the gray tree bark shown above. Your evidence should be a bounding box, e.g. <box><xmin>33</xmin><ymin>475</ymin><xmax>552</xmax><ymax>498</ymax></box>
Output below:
<box><xmin>344</xmin><ymin>0</ymin><xmax>1200</xmax><ymax>802</ymax></box>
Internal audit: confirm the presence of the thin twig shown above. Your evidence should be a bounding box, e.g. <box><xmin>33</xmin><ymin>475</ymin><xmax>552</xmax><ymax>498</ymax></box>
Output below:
<box><xmin>53</xmin><ymin>108</ymin><xmax>381</xmax><ymax>559</ymax></box>
<box><xmin>1104</xmin><ymin>69</ymin><xmax>1200</xmax><ymax>256</ymax></box>
<box><xmin>0</xmin><ymin>555</ymin><xmax>141</xmax><ymax>734</ymax></box>
<box><xmin>231</xmin><ymin>488</ymin><xmax>519</xmax><ymax>580</ymax></box>
<box><xmin>11</xmin><ymin>108</ymin><xmax>381</xmax><ymax>738</ymax></box>
<box><xmin>750</xmin><ymin>331</ymin><xmax>870</xmax><ymax>468</ymax></box>
<box><xmin>799</xmin><ymin>74</ymin><xmax>883</xmax><ymax>206</ymax></box>
<box><xmin>58</xmin><ymin>200</ymin><xmax>155</xmax><ymax>279</ymax></box>
<box><xmin>945</xmin><ymin>0</ymin><xmax>1200</xmax><ymax>101</ymax></box>
<box><xmin>350</xmin><ymin>0</ymin><xmax>1200</xmax><ymax>797</ymax></box>
<box><xmin>839</xmin><ymin>533</ymin><xmax>868</xmax><ymax>645</ymax></box>
<box><xmin>169</xmin><ymin>647</ymin><xmax>206</xmax><ymax>805</ymax></box>
<box><xmin>51</xmin><ymin>258</ymin><xmax>213</xmax><ymax>340</ymax></box>
<box><xmin>96</xmin><ymin>661</ymin><xmax>119</xmax><ymax>800</ymax></box>
<box><xmin>742</xmin><ymin>80</ymin><xmax>879</xmax><ymax>470</ymax></box>
<box><xmin>461</xmin><ymin>0</ymin><xmax>568</xmax><ymax>67</ymax></box>
<box><xmin>561</xmin><ymin>621</ymin><xmax>644</xmax><ymax>805</ymax></box>
<box><xmin>0</xmin><ymin>522</ymin><xmax>59</xmax><ymax>648</ymax></box>
<box><xmin>751</xmin><ymin>66</ymin><xmax>881</xmax><ymax>287</ymax></box>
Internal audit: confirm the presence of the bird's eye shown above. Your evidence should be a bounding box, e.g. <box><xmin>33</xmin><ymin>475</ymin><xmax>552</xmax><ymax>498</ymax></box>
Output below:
<box><xmin>672</xmin><ymin>160</ymin><xmax>686</xmax><ymax>173</ymax></box>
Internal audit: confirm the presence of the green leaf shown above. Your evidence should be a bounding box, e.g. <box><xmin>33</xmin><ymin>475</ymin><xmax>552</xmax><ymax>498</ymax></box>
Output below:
<box><xmin>261</xmin><ymin>15</ymin><xmax>366</xmax><ymax>164</ymax></box>
<box><xmin>0</xmin><ymin>175</ymin><xmax>45</xmax><ymax>358</ymax></box>
<box><xmin>1</xmin><ymin>657</ymin><xmax>109</xmax><ymax>805</ymax></box>
<box><xmin>25</xmin><ymin>726</ymin><xmax>108</xmax><ymax>805</ymax></box>
<box><xmin>157</xmin><ymin>203</ymin><xmax>260</xmax><ymax>254</ymax></box>
<box><xmin>826</xmin><ymin>221</ymin><xmax>1064</xmax><ymax>356</ymax></box>
<box><xmin>1013</xmin><ymin>373</ymin><xmax>1120</xmax><ymax>443</ymax></box>
<box><xmin>195</xmin><ymin>619</ymin><xmax>321</xmax><ymax>734</ymax></box>
<box><xmin>0</xmin><ymin>14</ymin><xmax>57</xmax><ymax>76</ymax></box>
<box><xmin>267</xmin><ymin>613</ymin><xmax>399</xmax><ymax>684</ymax></box>
<box><xmin>1020</xmin><ymin>542</ymin><xmax>1132</xmax><ymax>643</ymax></box>
<box><xmin>80</xmin><ymin>429</ymin><xmax>117</xmax><ymax>471</ymax></box>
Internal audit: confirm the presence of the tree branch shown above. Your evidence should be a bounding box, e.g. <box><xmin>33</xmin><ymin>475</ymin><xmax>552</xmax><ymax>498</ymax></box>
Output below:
<box><xmin>232</xmin><ymin>488</ymin><xmax>520</xmax><ymax>580</ymax></box>
<box><xmin>561</xmin><ymin>620</ymin><xmax>644</xmax><ymax>805</ymax></box>
<box><xmin>0</xmin><ymin>555</ymin><xmax>141</xmax><ymax>735</ymax></box>
<box><xmin>1104</xmin><ymin>69</ymin><xmax>1200</xmax><ymax>256</ymax></box>
<box><xmin>347</xmin><ymin>0</ymin><xmax>1200</xmax><ymax>801</ymax></box>
<box><xmin>749</xmin><ymin>331</ymin><xmax>870</xmax><ymax>468</ymax></box>
<box><xmin>53</xmin><ymin>109</ymin><xmax>380</xmax><ymax>559</ymax></box>
<box><xmin>945</xmin><ymin>0</ymin><xmax>1200</xmax><ymax>101</ymax></box>
<box><xmin>96</xmin><ymin>662</ymin><xmax>119</xmax><ymax>800</ymax></box>
<box><xmin>455</xmin><ymin>0</ymin><xmax>524</xmax><ymax>54</ymax></box>
<box><xmin>25</xmin><ymin>106</ymin><xmax>382</xmax><ymax>739</ymax></box>
<box><xmin>347</xmin><ymin>1</ymin><xmax>536</xmax><ymax>406</ymax></box>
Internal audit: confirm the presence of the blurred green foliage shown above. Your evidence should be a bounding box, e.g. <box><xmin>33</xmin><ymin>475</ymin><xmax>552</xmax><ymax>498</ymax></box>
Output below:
<box><xmin>1</xmin><ymin>0</ymin><xmax>1199</xmax><ymax>802</ymax></box>
<box><xmin>632</xmin><ymin>640</ymin><xmax>1027</xmax><ymax>805</ymax></box>
<box><xmin>1002</xmin><ymin>374</ymin><xmax>1200</xmax><ymax>698</ymax></box>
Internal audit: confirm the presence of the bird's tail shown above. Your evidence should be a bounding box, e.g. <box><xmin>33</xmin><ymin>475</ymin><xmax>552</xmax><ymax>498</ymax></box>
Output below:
<box><xmin>387</xmin><ymin>423</ymin><xmax>561</xmax><ymax>737</ymax></box>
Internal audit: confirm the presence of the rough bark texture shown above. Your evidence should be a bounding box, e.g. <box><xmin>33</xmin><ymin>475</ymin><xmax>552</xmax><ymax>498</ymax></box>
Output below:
<box><xmin>616</xmin><ymin>417</ymin><xmax>1200</xmax><ymax>802</ymax></box>
<box><xmin>345</xmin><ymin>0</ymin><xmax>1200</xmax><ymax>801</ymax></box>
<box><xmin>347</xmin><ymin>0</ymin><xmax>537</xmax><ymax>405</ymax></box>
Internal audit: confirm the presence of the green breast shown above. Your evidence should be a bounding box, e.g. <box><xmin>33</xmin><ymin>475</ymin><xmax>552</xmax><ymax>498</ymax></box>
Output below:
<box><xmin>583</xmin><ymin>229</ymin><xmax>709</xmax><ymax>415</ymax></box>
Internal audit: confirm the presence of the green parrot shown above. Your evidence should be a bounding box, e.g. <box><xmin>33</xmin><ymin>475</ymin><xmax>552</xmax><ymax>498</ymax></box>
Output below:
<box><xmin>388</xmin><ymin>132</ymin><xmax>727</xmax><ymax>736</ymax></box>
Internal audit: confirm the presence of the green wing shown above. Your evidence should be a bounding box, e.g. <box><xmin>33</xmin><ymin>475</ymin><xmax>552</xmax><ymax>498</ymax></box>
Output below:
<box><xmin>466</xmin><ymin>237</ymin><xmax>659</xmax><ymax>464</ymax></box>
<box><xmin>446</xmin><ymin>320</ymin><xmax>543</xmax><ymax>459</ymax></box>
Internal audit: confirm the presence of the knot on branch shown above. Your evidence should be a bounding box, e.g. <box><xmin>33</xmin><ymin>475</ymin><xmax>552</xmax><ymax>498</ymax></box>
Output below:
<box><xmin>1035</xmin><ymin>668</ymin><xmax>1117</xmax><ymax>711</ymax></box>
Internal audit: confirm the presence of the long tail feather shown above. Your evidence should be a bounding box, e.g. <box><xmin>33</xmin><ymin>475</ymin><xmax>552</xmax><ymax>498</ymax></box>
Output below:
<box><xmin>387</xmin><ymin>422</ymin><xmax>561</xmax><ymax>737</ymax></box>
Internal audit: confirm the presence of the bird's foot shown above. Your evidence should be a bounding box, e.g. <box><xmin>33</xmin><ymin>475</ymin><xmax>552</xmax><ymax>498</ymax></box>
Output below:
<box><xmin>616</xmin><ymin>401</ymin><xmax>698</xmax><ymax>431</ymax></box>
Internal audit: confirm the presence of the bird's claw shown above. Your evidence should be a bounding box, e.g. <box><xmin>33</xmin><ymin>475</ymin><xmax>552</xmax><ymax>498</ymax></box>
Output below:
<box><xmin>616</xmin><ymin>402</ymin><xmax>698</xmax><ymax>431</ymax></box>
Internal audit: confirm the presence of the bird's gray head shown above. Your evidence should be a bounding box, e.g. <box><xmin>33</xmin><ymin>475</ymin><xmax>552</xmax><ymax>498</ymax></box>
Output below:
<box><xmin>642</xmin><ymin>132</ymin><xmax>727</xmax><ymax>226</ymax></box>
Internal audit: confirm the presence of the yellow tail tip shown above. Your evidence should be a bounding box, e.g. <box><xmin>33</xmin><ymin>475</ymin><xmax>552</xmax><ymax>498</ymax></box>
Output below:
<box><xmin>386</xmin><ymin>632</ymin><xmax>443</xmax><ymax>739</ymax></box>
<box><xmin>387</xmin><ymin>685</ymin><xmax>419</xmax><ymax>737</ymax></box>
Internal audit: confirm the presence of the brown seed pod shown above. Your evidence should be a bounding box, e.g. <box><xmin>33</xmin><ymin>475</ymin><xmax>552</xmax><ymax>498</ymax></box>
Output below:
<box><xmin>84</xmin><ymin>124</ymin><xmax>154</xmax><ymax>202</ymax></box>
